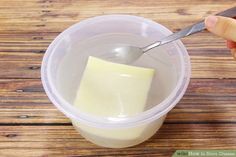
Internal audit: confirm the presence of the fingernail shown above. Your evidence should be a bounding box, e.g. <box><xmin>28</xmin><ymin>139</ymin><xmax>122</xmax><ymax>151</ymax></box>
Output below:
<box><xmin>205</xmin><ymin>15</ymin><xmax>218</xmax><ymax>28</ymax></box>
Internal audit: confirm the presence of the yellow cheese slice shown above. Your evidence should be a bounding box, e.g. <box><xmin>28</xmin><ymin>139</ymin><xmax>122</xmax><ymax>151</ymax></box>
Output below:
<box><xmin>74</xmin><ymin>56</ymin><xmax>154</xmax><ymax>117</ymax></box>
<box><xmin>73</xmin><ymin>56</ymin><xmax>155</xmax><ymax>140</ymax></box>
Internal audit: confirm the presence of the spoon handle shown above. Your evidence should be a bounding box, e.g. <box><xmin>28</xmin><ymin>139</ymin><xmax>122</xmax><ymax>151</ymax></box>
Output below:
<box><xmin>142</xmin><ymin>6</ymin><xmax>236</xmax><ymax>52</ymax></box>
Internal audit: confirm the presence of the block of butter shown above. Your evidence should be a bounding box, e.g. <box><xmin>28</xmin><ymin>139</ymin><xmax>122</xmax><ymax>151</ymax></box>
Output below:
<box><xmin>73</xmin><ymin>56</ymin><xmax>155</xmax><ymax>140</ymax></box>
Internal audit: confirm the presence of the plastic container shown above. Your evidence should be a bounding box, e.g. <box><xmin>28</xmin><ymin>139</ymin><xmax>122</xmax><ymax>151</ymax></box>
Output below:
<box><xmin>41</xmin><ymin>15</ymin><xmax>191</xmax><ymax>148</ymax></box>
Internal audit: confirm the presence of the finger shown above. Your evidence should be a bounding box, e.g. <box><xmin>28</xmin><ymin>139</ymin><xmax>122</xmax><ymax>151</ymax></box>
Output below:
<box><xmin>205</xmin><ymin>16</ymin><xmax>236</xmax><ymax>42</ymax></box>
<box><xmin>231</xmin><ymin>49</ymin><xmax>236</xmax><ymax>60</ymax></box>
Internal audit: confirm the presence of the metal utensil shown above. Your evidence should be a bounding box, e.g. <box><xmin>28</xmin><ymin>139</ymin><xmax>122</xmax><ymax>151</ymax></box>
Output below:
<box><xmin>107</xmin><ymin>6</ymin><xmax>236</xmax><ymax>63</ymax></box>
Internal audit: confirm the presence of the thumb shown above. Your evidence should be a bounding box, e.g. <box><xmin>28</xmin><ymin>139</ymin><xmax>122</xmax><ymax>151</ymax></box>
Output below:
<box><xmin>205</xmin><ymin>15</ymin><xmax>236</xmax><ymax>42</ymax></box>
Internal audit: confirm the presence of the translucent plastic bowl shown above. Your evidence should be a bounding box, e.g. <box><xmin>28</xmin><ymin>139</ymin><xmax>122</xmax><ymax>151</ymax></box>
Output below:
<box><xmin>41</xmin><ymin>15</ymin><xmax>191</xmax><ymax>148</ymax></box>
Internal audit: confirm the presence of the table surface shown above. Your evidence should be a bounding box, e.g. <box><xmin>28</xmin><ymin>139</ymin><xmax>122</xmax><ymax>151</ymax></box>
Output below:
<box><xmin>0</xmin><ymin>0</ymin><xmax>236</xmax><ymax>156</ymax></box>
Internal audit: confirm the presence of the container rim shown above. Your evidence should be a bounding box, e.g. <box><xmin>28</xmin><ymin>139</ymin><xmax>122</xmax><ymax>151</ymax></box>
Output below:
<box><xmin>41</xmin><ymin>14</ymin><xmax>191</xmax><ymax>128</ymax></box>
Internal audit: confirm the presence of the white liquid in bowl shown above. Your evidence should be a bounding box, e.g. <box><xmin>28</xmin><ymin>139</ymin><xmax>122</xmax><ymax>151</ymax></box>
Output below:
<box><xmin>57</xmin><ymin>33</ymin><xmax>178</xmax><ymax>109</ymax></box>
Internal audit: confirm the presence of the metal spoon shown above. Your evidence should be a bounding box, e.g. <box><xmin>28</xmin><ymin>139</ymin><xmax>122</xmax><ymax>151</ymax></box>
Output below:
<box><xmin>108</xmin><ymin>6</ymin><xmax>236</xmax><ymax>63</ymax></box>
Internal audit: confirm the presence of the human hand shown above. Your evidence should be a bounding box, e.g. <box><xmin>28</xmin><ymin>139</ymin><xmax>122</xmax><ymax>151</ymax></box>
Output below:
<box><xmin>205</xmin><ymin>16</ymin><xmax>236</xmax><ymax>59</ymax></box>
